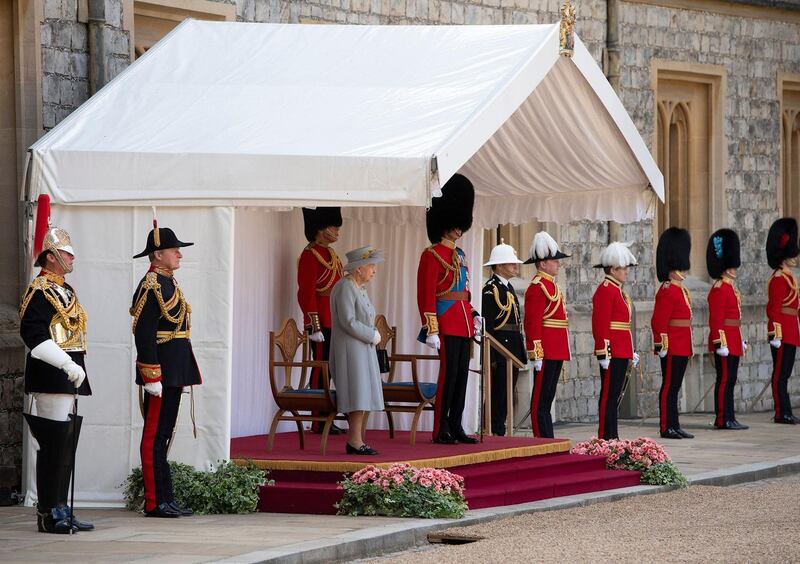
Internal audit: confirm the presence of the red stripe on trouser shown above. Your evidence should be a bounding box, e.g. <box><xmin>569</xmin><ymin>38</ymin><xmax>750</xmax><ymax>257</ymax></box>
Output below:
<box><xmin>531</xmin><ymin>362</ymin><xmax>545</xmax><ymax>437</ymax></box>
<box><xmin>598</xmin><ymin>364</ymin><xmax>611</xmax><ymax>439</ymax></box>
<box><xmin>772</xmin><ymin>345</ymin><xmax>784</xmax><ymax>418</ymax></box>
<box><xmin>716</xmin><ymin>357</ymin><xmax>729</xmax><ymax>427</ymax></box>
<box><xmin>141</xmin><ymin>393</ymin><xmax>163</xmax><ymax>512</ymax></box>
<box><xmin>659</xmin><ymin>355</ymin><xmax>673</xmax><ymax>434</ymax></box>
<box><xmin>432</xmin><ymin>341</ymin><xmax>448</xmax><ymax>438</ymax></box>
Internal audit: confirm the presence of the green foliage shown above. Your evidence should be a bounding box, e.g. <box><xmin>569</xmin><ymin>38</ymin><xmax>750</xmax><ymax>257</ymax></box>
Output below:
<box><xmin>121</xmin><ymin>460</ymin><xmax>273</xmax><ymax>514</ymax></box>
<box><xmin>639</xmin><ymin>460</ymin><xmax>688</xmax><ymax>487</ymax></box>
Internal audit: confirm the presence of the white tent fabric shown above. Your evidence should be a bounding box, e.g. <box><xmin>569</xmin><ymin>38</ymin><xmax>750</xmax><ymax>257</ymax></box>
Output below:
<box><xmin>28</xmin><ymin>22</ymin><xmax>662</xmax><ymax>225</ymax></box>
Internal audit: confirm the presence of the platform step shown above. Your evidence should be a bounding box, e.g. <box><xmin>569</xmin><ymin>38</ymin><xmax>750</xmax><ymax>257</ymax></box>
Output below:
<box><xmin>452</xmin><ymin>453</ymin><xmax>608</xmax><ymax>488</ymax></box>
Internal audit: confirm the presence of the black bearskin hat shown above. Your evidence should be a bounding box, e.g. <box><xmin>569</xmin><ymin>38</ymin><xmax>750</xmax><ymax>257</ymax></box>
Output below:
<box><xmin>706</xmin><ymin>229</ymin><xmax>740</xmax><ymax>280</ymax></box>
<box><xmin>766</xmin><ymin>217</ymin><xmax>799</xmax><ymax>270</ymax></box>
<box><xmin>425</xmin><ymin>174</ymin><xmax>475</xmax><ymax>244</ymax></box>
<box><xmin>656</xmin><ymin>227</ymin><xmax>691</xmax><ymax>282</ymax></box>
<box><xmin>302</xmin><ymin>207</ymin><xmax>343</xmax><ymax>243</ymax></box>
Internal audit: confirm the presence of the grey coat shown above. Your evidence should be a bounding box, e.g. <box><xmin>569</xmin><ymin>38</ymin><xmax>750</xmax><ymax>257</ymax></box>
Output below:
<box><xmin>329</xmin><ymin>278</ymin><xmax>384</xmax><ymax>413</ymax></box>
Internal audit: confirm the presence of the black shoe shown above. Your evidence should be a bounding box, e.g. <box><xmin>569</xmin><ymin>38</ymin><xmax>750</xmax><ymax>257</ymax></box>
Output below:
<box><xmin>731</xmin><ymin>420</ymin><xmax>749</xmax><ymax>430</ymax></box>
<box><xmin>432</xmin><ymin>432</ymin><xmax>458</xmax><ymax>445</ymax></box>
<box><xmin>791</xmin><ymin>415</ymin><xmax>800</xmax><ymax>424</ymax></box>
<box><xmin>313</xmin><ymin>423</ymin><xmax>345</xmax><ymax>435</ymax></box>
<box><xmin>145</xmin><ymin>503</ymin><xmax>182</xmax><ymax>518</ymax></box>
<box><xmin>675</xmin><ymin>428</ymin><xmax>694</xmax><ymax>439</ymax></box>
<box><xmin>345</xmin><ymin>442</ymin><xmax>378</xmax><ymax>455</ymax></box>
<box><xmin>455</xmin><ymin>433</ymin><xmax>479</xmax><ymax>444</ymax></box>
<box><xmin>660</xmin><ymin>429</ymin><xmax>682</xmax><ymax>439</ymax></box>
<box><xmin>168</xmin><ymin>501</ymin><xmax>194</xmax><ymax>516</ymax></box>
<box><xmin>37</xmin><ymin>510</ymin><xmax>79</xmax><ymax>534</ymax></box>
<box><xmin>54</xmin><ymin>504</ymin><xmax>94</xmax><ymax>531</ymax></box>
<box><xmin>774</xmin><ymin>415</ymin><xmax>796</xmax><ymax>425</ymax></box>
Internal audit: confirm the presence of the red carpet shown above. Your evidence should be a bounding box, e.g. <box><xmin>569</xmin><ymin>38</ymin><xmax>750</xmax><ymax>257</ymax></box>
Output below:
<box><xmin>231</xmin><ymin>431</ymin><xmax>640</xmax><ymax>514</ymax></box>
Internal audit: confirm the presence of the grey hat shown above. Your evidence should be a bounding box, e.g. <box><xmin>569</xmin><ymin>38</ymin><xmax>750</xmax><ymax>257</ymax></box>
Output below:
<box><xmin>343</xmin><ymin>246</ymin><xmax>385</xmax><ymax>271</ymax></box>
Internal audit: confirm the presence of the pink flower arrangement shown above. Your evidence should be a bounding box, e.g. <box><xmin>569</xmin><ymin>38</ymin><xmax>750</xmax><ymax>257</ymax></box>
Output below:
<box><xmin>572</xmin><ymin>437</ymin><xmax>670</xmax><ymax>471</ymax></box>
<box><xmin>347</xmin><ymin>463</ymin><xmax>465</xmax><ymax>495</ymax></box>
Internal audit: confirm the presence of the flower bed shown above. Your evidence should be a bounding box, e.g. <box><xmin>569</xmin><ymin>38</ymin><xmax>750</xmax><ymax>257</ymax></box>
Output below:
<box><xmin>572</xmin><ymin>437</ymin><xmax>688</xmax><ymax>487</ymax></box>
<box><xmin>336</xmin><ymin>463</ymin><xmax>468</xmax><ymax>519</ymax></box>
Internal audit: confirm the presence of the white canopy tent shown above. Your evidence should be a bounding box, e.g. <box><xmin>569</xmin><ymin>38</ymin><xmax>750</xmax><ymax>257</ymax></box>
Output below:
<box><xmin>22</xmin><ymin>22</ymin><xmax>663</xmax><ymax>505</ymax></box>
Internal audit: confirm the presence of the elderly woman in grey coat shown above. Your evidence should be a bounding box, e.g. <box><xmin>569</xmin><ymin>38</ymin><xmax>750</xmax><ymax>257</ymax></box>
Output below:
<box><xmin>329</xmin><ymin>246</ymin><xmax>385</xmax><ymax>455</ymax></box>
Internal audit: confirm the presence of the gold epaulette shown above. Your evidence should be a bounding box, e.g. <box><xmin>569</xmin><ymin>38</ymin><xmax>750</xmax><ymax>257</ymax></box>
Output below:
<box><xmin>19</xmin><ymin>277</ymin><xmax>49</xmax><ymax>320</ymax></box>
<box><xmin>20</xmin><ymin>276</ymin><xmax>88</xmax><ymax>351</ymax></box>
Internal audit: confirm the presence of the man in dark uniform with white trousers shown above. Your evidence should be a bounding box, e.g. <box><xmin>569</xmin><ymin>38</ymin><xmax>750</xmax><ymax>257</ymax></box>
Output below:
<box><xmin>131</xmin><ymin>219</ymin><xmax>201</xmax><ymax>517</ymax></box>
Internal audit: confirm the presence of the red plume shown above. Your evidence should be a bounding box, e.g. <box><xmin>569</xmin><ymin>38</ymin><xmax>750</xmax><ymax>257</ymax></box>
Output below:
<box><xmin>33</xmin><ymin>194</ymin><xmax>51</xmax><ymax>258</ymax></box>
<box><xmin>780</xmin><ymin>233</ymin><xmax>790</xmax><ymax>250</ymax></box>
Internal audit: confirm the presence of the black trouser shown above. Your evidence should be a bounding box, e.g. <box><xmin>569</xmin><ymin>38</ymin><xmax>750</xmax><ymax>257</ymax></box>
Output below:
<box><xmin>531</xmin><ymin>360</ymin><xmax>562</xmax><ymax>438</ymax></box>
<box><xmin>434</xmin><ymin>335</ymin><xmax>471</xmax><ymax>439</ymax></box>
<box><xmin>490</xmin><ymin>352</ymin><xmax>519</xmax><ymax>436</ymax></box>
<box><xmin>598</xmin><ymin>358</ymin><xmax>628</xmax><ymax>440</ymax></box>
<box><xmin>310</xmin><ymin>328</ymin><xmax>332</xmax><ymax>431</ymax></box>
<box><xmin>771</xmin><ymin>344</ymin><xmax>796</xmax><ymax>419</ymax></box>
<box><xmin>713</xmin><ymin>354</ymin><xmax>739</xmax><ymax>427</ymax></box>
<box><xmin>659</xmin><ymin>355</ymin><xmax>688</xmax><ymax>433</ymax></box>
<box><xmin>141</xmin><ymin>386</ymin><xmax>182</xmax><ymax>512</ymax></box>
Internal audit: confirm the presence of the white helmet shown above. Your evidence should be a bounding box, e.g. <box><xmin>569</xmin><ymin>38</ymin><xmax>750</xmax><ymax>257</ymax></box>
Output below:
<box><xmin>483</xmin><ymin>241</ymin><xmax>523</xmax><ymax>267</ymax></box>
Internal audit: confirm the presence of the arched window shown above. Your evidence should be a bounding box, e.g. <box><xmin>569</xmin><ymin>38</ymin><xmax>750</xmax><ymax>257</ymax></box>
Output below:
<box><xmin>781</xmin><ymin>76</ymin><xmax>800</xmax><ymax>218</ymax></box>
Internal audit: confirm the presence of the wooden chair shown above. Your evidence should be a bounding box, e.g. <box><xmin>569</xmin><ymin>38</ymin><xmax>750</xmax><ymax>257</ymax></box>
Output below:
<box><xmin>375</xmin><ymin>314</ymin><xmax>440</xmax><ymax>444</ymax></box>
<box><xmin>267</xmin><ymin>318</ymin><xmax>345</xmax><ymax>455</ymax></box>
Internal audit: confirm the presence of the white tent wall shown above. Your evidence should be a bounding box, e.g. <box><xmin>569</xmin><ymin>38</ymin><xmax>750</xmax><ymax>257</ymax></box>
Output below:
<box><xmin>231</xmin><ymin>208</ymin><xmax>484</xmax><ymax>439</ymax></box>
<box><xmin>23</xmin><ymin>206</ymin><xmax>234</xmax><ymax>506</ymax></box>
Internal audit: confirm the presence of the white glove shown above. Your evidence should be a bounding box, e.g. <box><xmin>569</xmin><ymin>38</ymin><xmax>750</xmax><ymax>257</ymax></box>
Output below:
<box><xmin>632</xmin><ymin>352</ymin><xmax>639</xmax><ymax>368</ymax></box>
<box><xmin>425</xmin><ymin>335</ymin><xmax>441</xmax><ymax>350</ymax></box>
<box><xmin>533</xmin><ymin>359</ymin><xmax>543</xmax><ymax>372</ymax></box>
<box><xmin>30</xmin><ymin>339</ymin><xmax>72</xmax><ymax>369</ymax></box>
<box><xmin>742</xmin><ymin>340</ymin><xmax>748</xmax><ymax>353</ymax></box>
<box><xmin>143</xmin><ymin>381</ymin><xmax>163</xmax><ymax>397</ymax></box>
<box><xmin>62</xmin><ymin>361</ymin><xmax>86</xmax><ymax>388</ymax></box>
<box><xmin>309</xmin><ymin>331</ymin><xmax>325</xmax><ymax>343</ymax></box>
<box><xmin>473</xmin><ymin>316</ymin><xmax>484</xmax><ymax>334</ymax></box>
<box><xmin>658</xmin><ymin>350</ymin><xmax>668</xmax><ymax>358</ymax></box>
<box><xmin>599</xmin><ymin>359</ymin><xmax>610</xmax><ymax>370</ymax></box>
<box><xmin>770</xmin><ymin>339</ymin><xmax>782</xmax><ymax>349</ymax></box>
<box><xmin>372</xmin><ymin>330</ymin><xmax>382</xmax><ymax>346</ymax></box>
<box><xmin>716</xmin><ymin>347</ymin><xmax>729</xmax><ymax>357</ymax></box>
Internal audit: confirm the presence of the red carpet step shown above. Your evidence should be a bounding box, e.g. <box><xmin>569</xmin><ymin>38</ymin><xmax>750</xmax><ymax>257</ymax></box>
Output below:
<box><xmin>231</xmin><ymin>431</ymin><xmax>640</xmax><ymax>514</ymax></box>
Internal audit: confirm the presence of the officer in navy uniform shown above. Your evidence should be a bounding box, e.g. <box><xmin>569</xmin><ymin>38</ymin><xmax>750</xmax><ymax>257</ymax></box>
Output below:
<box><xmin>481</xmin><ymin>241</ymin><xmax>526</xmax><ymax>436</ymax></box>
<box><xmin>131</xmin><ymin>221</ymin><xmax>201</xmax><ymax>517</ymax></box>
<box><xmin>20</xmin><ymin>195</ymin><xmax>94</xmax><ymax>534</ymax></box>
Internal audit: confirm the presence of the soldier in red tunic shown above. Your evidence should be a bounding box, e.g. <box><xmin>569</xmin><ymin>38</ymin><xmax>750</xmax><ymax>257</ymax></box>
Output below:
<box><xmin>297</xmin><ymin>207</ymin><xmax>344</xmax><ymax>434</ymax></box>
<box><xmin>765</xmin><ymin>218</ymin><xmax>800</xmax><ymax>425</ymax></box>
<box><xmin>706</xmin><ymin>229</ymin><xmax>748</xmax><ymax>430</ymax></box>
<box><xmin>592</xmin><ymin>242</ymin><xmax>638</xmax><ymax>440</ymax></box>
<box><xmin>417</xmin><ymin>174</ymin><xmax>481</xmax><ymax>445</ymax></box>
<box><xmin>650</xmin><ymin>228</ymin><xmax>694</xmax><ymax>440</ymax></box>
<box><xmin>523</xmin><ymin>231</ymin><xmax>570</xmax><ymax>439</ymax></box>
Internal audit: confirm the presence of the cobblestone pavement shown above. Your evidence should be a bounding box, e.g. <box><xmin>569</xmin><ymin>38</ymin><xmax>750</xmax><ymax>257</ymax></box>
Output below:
<box><xmin>372</xmin><ymin>474</ymin><xmax>800</xmax><ymax>563</ymax></box>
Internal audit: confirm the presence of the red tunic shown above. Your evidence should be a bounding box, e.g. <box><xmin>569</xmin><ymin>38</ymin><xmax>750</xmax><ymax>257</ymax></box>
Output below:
<box><xmin>417</xmin><ymin>240</ymin><xmax>476</xmax><ymax>339</ymax></box>
<box><xmin>766</xmin><ymin>267</ymin><xmax>800</xmax><ymax>346</ymax></box>
<box><xmin>650</xmin><ymin>281</ymin><xmax>693</xmax><ymax>357</ymax></box>
<box><xmin>592</xmin><ymin>275</ymin><xmax>633</xmax><ymax>360</ymax></box>
<box><xmin>297</xmin><ymin>243</ymin><xmax>343</xmax><ymax>332</ymax></box>
<box><xmin>524</xmin><ymin>272</ymin><xmax>570</xmax><ymax>361</ymax></box>
<box><xmin>707</xmin><ymin>277</ymin><xmax>743</xmax><ymax>356</ymax></box>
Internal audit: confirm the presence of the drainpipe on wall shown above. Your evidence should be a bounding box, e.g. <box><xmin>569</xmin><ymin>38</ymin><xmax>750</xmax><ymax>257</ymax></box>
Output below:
<box><xmin>605</xmin><ymin>0</ymin><xmax>621</xmax><ymax>244</ymax></box>
<box><xmin>87</xmin><ymin>0</ymin><xmax>108</xmax><ymax>95</ymax></box>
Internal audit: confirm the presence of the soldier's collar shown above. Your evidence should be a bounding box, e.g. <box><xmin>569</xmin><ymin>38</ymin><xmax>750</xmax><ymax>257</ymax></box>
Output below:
<box><xmin>604</xmin><ymin>274</ymin><xmax>622</xmax><ymax>288</ymax></box>
<box><xmin>493</xmin><ymin>273</ymin><xmax>510</xmax><ymax>287</ymax></box>
<box><xmin>536</xmin><ymin>270</ymin><xmax>555</xmax><ymax>283</ymax></box>
<box><xmin>149</xmin><ymin>265</ymin><xmax>174</xmax><ymax>278</ymax></box>
<box><xmin>39</xmin><ymin>269</ymin><xmax>65</xmax><ymax>287</ymax></box>
<box><xmin>439</xmin><ymin>239</ymin><xmax>457</xmax><ymax>250</ymax></box>
<box><xmin>313</xmin><ymin>240</ymin><xmax>330</xmax><ymax>248</ymax></box>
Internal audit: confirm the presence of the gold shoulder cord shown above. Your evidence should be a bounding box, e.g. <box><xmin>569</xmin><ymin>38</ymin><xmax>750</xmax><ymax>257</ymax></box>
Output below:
<box><xmin>680</xmin><ymin>284</ymin><xmax>692</xmax><ymax>310</ymax></box>
<box><xmin>491</xmin><ymin>284</ymin><xmax>515</xmax><ymax>328</ymax></box>
<box><xmin>19</xmin><ymin>277</ymin><xmax>88</xmax><ymax>349</ymax></box>
<box><xmin>130</xmin><ymin>272</ymin><xmax>191</xmax><ymax>344</ymax></box>
<box><xmin>309</xmin><ymin>245</ymin><xmax>343</xmax><ymax>293</ymax></box>
<box><xmin>536</xmin><ymin>279</ymin><xmax>563</xmax><ymax>321</ymax></box>
<box><xmin>428</xmin><ymin>246</ymin><xmax>461</xmax><ymax>296</ymax></box>
<box><xmin>781</xmin><ymin>269</ymin><xmax>799</xmax><ymax>306</ymax></box>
